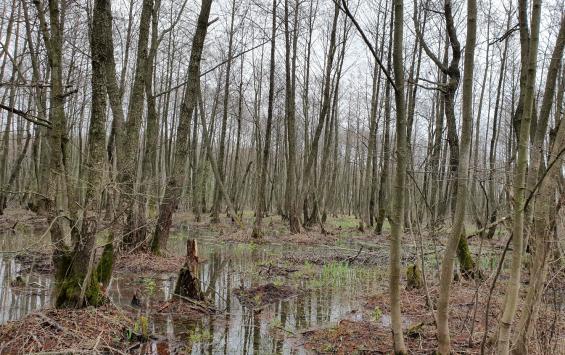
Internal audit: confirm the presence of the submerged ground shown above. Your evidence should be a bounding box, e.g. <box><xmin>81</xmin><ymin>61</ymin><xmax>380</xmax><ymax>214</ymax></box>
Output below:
<box><xmin>0</xmin><ymin>209</ymin><xmax>562</xmax><ymax>354</ymax></box>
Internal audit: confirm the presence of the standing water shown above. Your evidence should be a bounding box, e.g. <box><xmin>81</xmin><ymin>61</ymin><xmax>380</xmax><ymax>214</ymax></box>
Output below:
<box><xmin>1</xmin><ymin>231</ymin><xmax>385</xmax><ymax>354</ymax></box>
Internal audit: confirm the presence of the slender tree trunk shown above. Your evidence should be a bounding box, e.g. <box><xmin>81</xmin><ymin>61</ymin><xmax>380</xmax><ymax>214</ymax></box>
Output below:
<box><xmin>151</xmin><ymin>0</ymin><xmax>213</xmax><ymax>254</ymax></box>
<box><xmin>375</xmin><ymin>7</ymin><xmax>393</xmax><ymax>235</ymax></box>
<box><xmin>497</xmin><ymin>1</ymin><xmax>541</xmax><ymax>353</ymax></box>
<box><xmin>252</xmin><ymin>0</ymin><xmax>276</xmax><ymax>239</ymax></box>
<box><xmin>119</xmin><ymin>0</ymin><xmax>153</xmax><ymax>250</ymax></box>
<box><xmin>437</xmin><ymin>0</ymin><xmax>476</xmax><ymax>352</ymax></box>
<box><xmin>284</xmin><ymin>0</ymin><xmax>300</xmax><ymax>233</ymax></box>
<box><xmin>390</xmin><ymin>0</ymin><xmax>407</xmax><ymax>352</ymax></box>
<box><xmin>514</xmin><ymin>12</ymin><xmax>564</xmax><ymax>354</ymax></box>
<box><xmin>212</xmin><ymin>0</ymin><xmax>237</xmax><ymax>223</ymax></box>
<box><xmin>302</xmin><ymin>1</ymin><xmax>338</xmax><ymax>228</ymax></box>
<box><xmin>487</xmin><ymin>11</ymin><xmax>511</xmax><ymax>239</ymax></box>
<box><xmin>139</xmin><ymin>0</ymin><xmax>162</xmax><ymax>233</ymax></box>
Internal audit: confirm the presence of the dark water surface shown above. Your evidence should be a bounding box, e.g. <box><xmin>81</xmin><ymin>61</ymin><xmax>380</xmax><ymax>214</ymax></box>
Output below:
<box><xmin>0</xmin><ymin>232</ymin><xmax>384</xmax><ymax>354</ymax></box>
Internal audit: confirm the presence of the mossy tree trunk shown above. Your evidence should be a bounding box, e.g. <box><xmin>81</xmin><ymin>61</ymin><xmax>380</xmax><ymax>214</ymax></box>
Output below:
<box><xmin>48</xmin><ymin>0</ymin><xmax>116</xmax><ymax>308</ymax></box>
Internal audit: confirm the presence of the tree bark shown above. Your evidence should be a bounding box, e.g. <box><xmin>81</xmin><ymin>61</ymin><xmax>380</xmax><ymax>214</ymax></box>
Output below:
<box><xmin>151</xmin><ymin>0</ymin><xmax>213</xmax><ymax>254</ymax></box>
<box><xmin>437</xmin><ymin>0</ymin><xmax>477</xmax><ymax>352</ymax></box>
<box><xmin>284</xmin><ymin>0</ymin><xmax>300</xmax><ymax>233</ymax></box>
<box><xmin>119</xmin><ymin>0</ymin><xmax>153</xmax><ymax>250</ymax></box>
<box><xmin>252</xmin><ymin>0</ymin><xmax>277</xmax><ymax>239</ymax></box>
<box><xmin>390</xmin><ymin>0</ymin><xmax>407</xmax><ymax>352</ymax></box>
<box><xmin>497</xmin><ymin>0</ymin><xmax>541</xmax><ymax>353</ymax></box>
<box><xmin>514</xmin><ymin>12</ymin><xmax>564</xmax><ymax>354</ymax></box>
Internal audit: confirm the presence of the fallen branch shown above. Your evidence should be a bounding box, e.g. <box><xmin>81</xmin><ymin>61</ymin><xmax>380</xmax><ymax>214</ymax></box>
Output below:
<box><xmin>347</xmin><ymin>246</ymin><xmax>364</xmax><ymax>265</ymax></box>
<box><xmin>466</xmin><ymin>216</ymin><xmax>510</xmax><ymax>239</ymax></box>
<box><xmin>172</xmin><ymin>293</ymin><xmax>215</xmax><ymax>313</ymax></box>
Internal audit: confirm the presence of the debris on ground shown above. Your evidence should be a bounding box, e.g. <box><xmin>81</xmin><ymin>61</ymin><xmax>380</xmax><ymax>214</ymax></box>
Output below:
<box><xmin>302</xmin><ymin>319</ymin><xmax>390</xmax><ymax>354</ymax></box>
<box><xmin>155</xmin><ymin>296</ymin><xmax>216</xmax><ymax>319</ymax></box>
<box><xmin>234</xmin><ymin>283</ymin><xmax>298</xmax><ymax>309</ymax></box>
<box><xmin>0</xmin><ymin>208</ymin><xmax>47</xmax><ymax>234</ymax></box>
<box><xmin>116</xmin><ymin>252</ymin><xmax>184</xmax><ymax>274</ymax></box>
<box><xmin>0</xmin><ymin>305</ymin><xmax>132</xmax><ymax>354</ymax></box>
<box><xmin>258</xmin><ymin>262</ymin><xmax>299</xmax><ymax>277</ymax></box>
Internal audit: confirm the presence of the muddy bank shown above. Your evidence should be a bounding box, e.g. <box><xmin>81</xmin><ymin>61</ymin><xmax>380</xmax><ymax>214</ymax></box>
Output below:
<box><xmin>301</xmin><ymin>276</ymin><xmax>564</xmax><ymax>355</ymax></box>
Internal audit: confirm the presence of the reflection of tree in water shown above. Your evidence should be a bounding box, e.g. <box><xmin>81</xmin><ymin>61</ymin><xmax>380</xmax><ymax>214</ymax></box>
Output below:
<box><xmin>222</xmin><ymin>260</ymin><xmax>232</xmax><ymax>355</ymax></box>
<box><xmin>273</xmin><ymin>301</ymin><xmax>288</xmax><ymax>353</ymax></box>
<box><xmin>0</xmin><ymin>255</ymin><xmax>51</xmax><ymax>323</ymax></box>
<box><xmin>252</xmin><ymin>310</ymin><xmax>261</xmax><ymax>354</ymax></box>
<box><xmin>202</xmin><ymin>249</ymin><xmax>229</xmax><ymax>354</ymax></box>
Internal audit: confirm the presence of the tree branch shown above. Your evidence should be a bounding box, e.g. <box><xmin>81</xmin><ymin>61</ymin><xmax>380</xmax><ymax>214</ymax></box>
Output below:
<box><xmin>338</xmin><ymin>0</ymin><xmax>397</xmax><ymax>92</ymax></box>
<box><xmin>0</xmin><ymin>104</ymin><xmax>52</xmax><ymax>128</ymax></box>
<box><xmin>413</xmin><ymin>0</ymin><xmax>448</xmax><ymax>73</ymax></box>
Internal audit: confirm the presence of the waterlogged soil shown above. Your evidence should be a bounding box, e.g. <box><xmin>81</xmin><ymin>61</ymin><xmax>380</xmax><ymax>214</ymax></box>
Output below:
<box><xmin>1</xmin><ymin>212</ymin><xmax>562</xmax><ymax>354</ymax></box>
<box><xmin>0</xmin><ymin>226</ymin><xmax>388</xmax><ymax>354</ymax></box>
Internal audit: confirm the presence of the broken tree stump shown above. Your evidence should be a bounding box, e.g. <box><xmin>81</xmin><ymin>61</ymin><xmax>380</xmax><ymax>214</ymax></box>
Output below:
<box><xmin>174</xmin><ymin>239</ymin><xmax>204</xmax><ymax>301</ymax></box>
<box><xmin>406</xmin><ymin>263</ymin><xmax>423</xmax><ymax>290</ymax></box>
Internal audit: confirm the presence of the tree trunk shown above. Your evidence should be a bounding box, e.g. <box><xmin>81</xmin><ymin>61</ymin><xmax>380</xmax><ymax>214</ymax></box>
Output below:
<box><xmin>119</xmin><ymin>0</ymin><xmax>153</xmax><ymax>250</ymax></box>
<box><xmin>211</xmin><ymin>0</ymin><xmax>237</xmax><ymax>223</ymax></box>
<box><xmin>52</xmin><ymin>0</ymin><xmax>115</xmax><ymax>307</ymax></box>
<box><xmin>151</xmin><ymin>0</ymin><xmax>213</xmax><ymax>254</ymax></box>
<box><xmin>174</xmin><ymin>239</ymin><xmax>203</xmax><ymax>300</ymax></box>
<box><xmin>437</xmin><ymin>0</ymin><xmax>476</xmax><ymax>351</ymax></box>
<box><xmin>284</xmin><ymin>0</ymin><xmax>300</xmax><ymax>233</ymax></box>
<box><xmin>390</xmin><ymin>0</ymin><xmax>407</xmax><ymax>352</ymax></box>
<box><xmin>252</xmin><ymin>0</ymin><xmax>277</xmax><ymax>239</ymax></box>
<box><xmin>497</xmin><ymin>0</ymin><xmax>541</xmax><ymax>353</ymax></box>
<box><xmin>513</xmin><ymin>12</ymin><xmax>564</xmax><ymax>354</ymax></box>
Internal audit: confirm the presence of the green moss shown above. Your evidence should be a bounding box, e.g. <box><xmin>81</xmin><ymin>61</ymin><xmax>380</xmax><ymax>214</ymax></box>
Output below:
<box><xmin>457</xmin><ymin>235</ymin><xmax>476</xmax><ymax>278</ymax></box>
<box><xmin>406</xmin><ymin>322</ymin><xmax>424</xmax><ymax>338</ymax></box>
<box><xmin>55</xmin><ymin>270</ymin><xmax>104</xmax><ymax>308</ymax></box>
<box><xmin>54</xmin><ymin>250</ymin><xmax>105</xmax><ymax>308</ymax></box>
<box><xmin>96</xmin><ymin>240</ymin><xmax>114</xmax><ymax>287</ymax></box>
<box><xmin>373</xmin><ymin>306</ymin><xmax>383</xmax><ymax>322</ymax></box>
<box><xmin>406</xmin><ymin>264</ymin><xmax>423</xmax><ymax>290</ymax></box>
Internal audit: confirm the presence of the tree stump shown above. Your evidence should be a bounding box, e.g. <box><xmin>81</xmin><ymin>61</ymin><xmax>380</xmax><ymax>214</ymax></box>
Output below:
<box><xmin>174</xmin><ymin>239</ymin><xmax>204</xmax><ymax>300</ymax></box>
<box><xmin>406</xmin><ymin>263</ymin><xmax>423</xmax><ymax>290</ymax></box>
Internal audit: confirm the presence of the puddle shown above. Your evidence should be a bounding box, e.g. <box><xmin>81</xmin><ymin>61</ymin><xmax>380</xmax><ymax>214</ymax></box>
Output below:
<box><xmin>0</xmin><ymin>232</ymin><xmax>384</xmax><ymax>354</ymax></box>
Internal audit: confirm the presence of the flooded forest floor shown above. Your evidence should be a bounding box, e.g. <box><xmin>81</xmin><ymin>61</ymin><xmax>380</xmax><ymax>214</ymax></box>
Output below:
<box><xmin>0</xmin><ymin>208</ymin><xmax>563</xmax><ymax>354</ymax></box>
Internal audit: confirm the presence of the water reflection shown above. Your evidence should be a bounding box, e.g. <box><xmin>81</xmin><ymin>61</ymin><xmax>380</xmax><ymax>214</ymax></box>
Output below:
<box><xmin>0</xmin><ymin>233</ymin><xmax>381</xmax><ymax>354</ymax></box>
